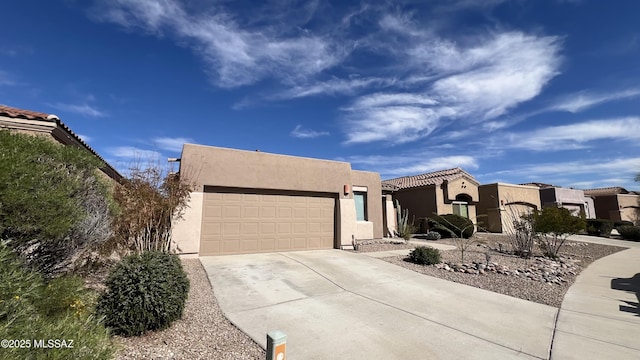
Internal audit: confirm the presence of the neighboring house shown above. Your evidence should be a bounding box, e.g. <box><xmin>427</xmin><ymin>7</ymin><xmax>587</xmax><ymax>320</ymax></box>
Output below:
<box><xmin>381</xmin><ymin>167</ymin><xmax>480</xmax><ymax>225</ymax></box>
<box><xmin>477</xmin><ymin>183</ymin><xmax>542</xmax><ymax>233</ymax></box>
<box><xmin>172</xmin><ymin>144</ymin><xmax>390</xmax><ymax>256</ymax></box>
<box><xmin>522</xmin><ymin>183</ymin><xmax>595</xmax><ymax>219</ymax></box>
<box><xmin>0</xmin><ymin>104</ymin><xmax>122</xmax><ymax>182</ymax></box>
<box><xmin>583</xmin><ymin>187</ymin><xmax>640</xmax><ymax>224</ymax></box>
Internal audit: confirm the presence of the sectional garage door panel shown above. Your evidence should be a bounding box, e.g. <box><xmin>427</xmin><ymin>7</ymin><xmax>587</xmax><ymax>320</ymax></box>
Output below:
<box><xmin>200</xmin><ymin>192</ymin><xmax>335</xmax><ymax>256</ymax></box>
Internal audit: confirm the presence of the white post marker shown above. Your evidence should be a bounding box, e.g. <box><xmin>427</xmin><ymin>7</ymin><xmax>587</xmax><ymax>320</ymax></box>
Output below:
<box><xmin>266</xmin><ymin>330</ymin><xmax>286</xmax><ymax>360</ymax></box>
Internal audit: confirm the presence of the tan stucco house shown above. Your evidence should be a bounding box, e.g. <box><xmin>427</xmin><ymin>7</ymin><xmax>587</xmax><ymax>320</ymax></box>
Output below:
<box><xmin>477</xmin><ymin>183</ymin><xmax>542</xmax><ymax>233</ymax></box>
<box><xmin>381</xmin><ymin>167</ymin><xmax>480</xmax><ymax>226</ymax></box>
<box><xmin>522</xmin><ymin>183</ymin><xmax>595</xmax><ymax>219</ymax></box>
<box><xmin>172</xmin><ymin>144</ymin><xmax>392</xmax><ymax>256</ymax></box>
<box><xmin>0</xmin><ymin>104</ymin><xmax>122</xmax><ymax>182</ymax></box>
<box><xmin>584</xmin><ymin>187</ymin><xmax>640</xmax><ymax>224</ymax></box>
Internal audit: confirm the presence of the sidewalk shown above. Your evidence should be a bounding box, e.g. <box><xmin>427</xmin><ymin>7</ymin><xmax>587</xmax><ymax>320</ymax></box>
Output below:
<box><xmin>551</xmin><ymin>236</ymin><xmax>640</xmax><ymax>359</ymax></box>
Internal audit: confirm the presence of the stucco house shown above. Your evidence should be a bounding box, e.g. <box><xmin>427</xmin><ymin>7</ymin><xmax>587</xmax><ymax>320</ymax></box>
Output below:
<box><xmin>172</xmin><ymin>144</ymin><xmax>392</xmax><ymax>256</ymax></box>
<box><xmin>0</xmin><ymin>104</ymin><xmax>122</xmax><ymax>182</ymax></box>
<box><xmin>477</xmin><ymin>183</ymin><xmax>542</xmax><ymax>233</ymax></box>
<box><xmin>522</xmin><ymin>183</ymin><xmax>595</xmax><ymax>219</ymax></box>
<box><xmin>381</xmin><ymin>168</ymin><xmax>480</xmax><ymax>226</ymax></box>
<box><xmin>583</xmin><ymin>187</ymin><xmax>640</xmax><ymax>224</ymax></box>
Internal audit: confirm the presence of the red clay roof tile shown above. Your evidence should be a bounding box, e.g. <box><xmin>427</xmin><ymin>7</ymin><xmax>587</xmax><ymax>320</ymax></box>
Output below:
<box><xmin>0</xmin><ymin>104</ymin><xmax>50</xmax><ymax>121</ymax></box>
<box><xmin>583</xmin><ymin>187</ymin><xmax>630</xmax><ymax>196</ymax></box>
<box><xmin>382</xmin><ymin>167</ymin><xmax>477</xmax><ymax>190</ymax></box>
<box><xmin>0</xmin><ymin>104</ymin><xmax>122</xmax><ymax>181</ymax></box>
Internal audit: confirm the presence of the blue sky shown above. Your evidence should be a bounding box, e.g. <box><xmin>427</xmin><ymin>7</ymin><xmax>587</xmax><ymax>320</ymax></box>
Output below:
<box><xmin>2</xmin><ymin>0</ymin><xmax>640</xmax><ymax>189</ymax></box>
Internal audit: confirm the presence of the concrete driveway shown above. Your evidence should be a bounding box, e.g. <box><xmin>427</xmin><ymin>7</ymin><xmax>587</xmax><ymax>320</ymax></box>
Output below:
<box><xmin>200</xmin><ymin>250</ymin><xmax>557</xmax><ymax>359</ymax></box>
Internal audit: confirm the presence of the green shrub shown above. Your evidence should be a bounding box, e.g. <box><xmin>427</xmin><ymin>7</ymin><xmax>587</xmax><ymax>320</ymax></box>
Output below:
<box><xmin>425</xmin><ymin>231</ymin><xmax>441</xmax><ymax>240</ymax></box>
<box><xmin>614</xmin><ymin>220</ymin><xmax>634</xmax><ymax>231</ymax></box>
<box><xmin>97</xmin><ymin>251</ymin><xmax>190</xmax><ymax>336</ymax></box>
<box><xmin>428</xmin><ymin>214</ymin><xmax>475</xmax><ymax>238</ymax></box>
<box><xmin>534</xmin><ymin>207</ymin><xmax>585</xmax><ymax>258</ymax></box>
<box><xmin>0</xmin><ymin>130</ymin><xmax>112</xmax><ymax>274</ymax></box>
<box><xmin>585</xmin><ymin>219</ymin><xmax>614</xmax><ymax>237</ymax></box>
<box><xmin>0</xmin><ymin>242</ymin><xmax>114</xmax><ymax>360</ymax></box>
<box><xmin>617</xmin><ymin>225</ymin><xmax>640</xmax><ymax>241</ymax></box>
<box><xmin>409</xmin><ymin>246</ymin><xmax>441</xmax><ymax>265</ymax></box>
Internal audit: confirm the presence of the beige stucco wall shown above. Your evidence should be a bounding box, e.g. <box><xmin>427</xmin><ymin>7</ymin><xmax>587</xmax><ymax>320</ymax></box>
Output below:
<box><xmin>171</xmin><ymin>192</ymin><xmax>204</xmax><ymax>255</ymax></box>
<box><xmin>478</xmin><ymin>183</ymin><xmax>541</xmax><ymax>233</ymax></box>
<box><xmin>338</xmin><ymin>198</ymin><xmax>357</xmax><ymax>247</ymax></box>
<box><xmin>477</xmin><ymin>185</ymin><xmax>501</xmax><ymax>232</ymax></box>
<box><xmin>181</xmin><ymin>144</ymin><xmax>354</xmax><ymax>195</ymax></box>
<box><xmin>438</xmin><ymin>178</ymin><xmax>478</xmax><ymax>224</ymax></box>
<box><xmin>618</xmin><ymin>195</ymin><xmax>640</xmax><ymax>224</ymax></box>
<box><xmin>175</xmin><ymin>144</ymin><xmax>384</xmax><ymax>253</ymax></box>
<box><xmin>444</xmin><ymin>177</ymin><xmax>479</xmax><ymax>202</ymax></box>
<box><xmin>393</xmin><ymin>186</ymin><xmax>438</xmax><ymax>222</ymax></box>
<box><xmin>594</xmin><ymin>194</ymin><xmax>640</xmax><ymax>223</ymax></box>
<box><xmin>392</xmin><ymin>177</ymin><xmax>479</xmax><ymax>230</ymax></box>
<box><xmin>351</xmin><ymin>170</ymin><xmax>383</xmax><ymax>239</ymax></box>
<box><xmin>383</xmin><ymin>194</ymin><xmax>397</xmax><ymax>237</ymax></box>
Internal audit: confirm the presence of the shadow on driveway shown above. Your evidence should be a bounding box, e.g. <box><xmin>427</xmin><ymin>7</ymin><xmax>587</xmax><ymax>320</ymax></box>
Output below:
<box><xmin>611</xmin><ymin>273</ymin><xmax>640</xmax><ymax>316</ymax></box>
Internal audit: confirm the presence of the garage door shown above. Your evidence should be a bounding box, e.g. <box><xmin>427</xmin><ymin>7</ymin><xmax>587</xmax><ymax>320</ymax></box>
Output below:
<box><xmin>200</xmin><ymin>191</ymin><xmax>335</xmax><ymax>256</ymax></box>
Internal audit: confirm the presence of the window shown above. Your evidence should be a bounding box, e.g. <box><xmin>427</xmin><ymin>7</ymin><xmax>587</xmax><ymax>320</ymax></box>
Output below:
<box><xmin>452</xmin><ymin>201</ymin><xmax>468</xmax><ymax>218</ymax></box>
<box><xmin>354</xmin><ymin>191</ymin><xmax>367</xmax><ymax>221</ymax></box>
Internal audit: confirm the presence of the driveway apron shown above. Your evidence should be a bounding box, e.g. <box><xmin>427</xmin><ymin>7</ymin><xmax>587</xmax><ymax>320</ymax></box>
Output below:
<box><xmin>200</xmin><ymin>250</ymin><xmax>557</xmax><ymax>359</ymax></box>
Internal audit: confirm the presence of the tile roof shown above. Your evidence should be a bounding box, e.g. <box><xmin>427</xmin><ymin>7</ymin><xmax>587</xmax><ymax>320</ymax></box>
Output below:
<box><xmin>0</xmin><ymin>105</ymin><xmax>50</xmax><ymax>120</ymax></box>
<box><xmin>583</xmin><ymin>187</ymin><xmax>631</xmax><ymax>196</ymax></box>
<box><xmin>519</xmin><ymin>182</ymin><xmax>556</xmax><ymax>188</ymax></box>
<box><xmin>0</xmin><ymin>104</ymin><xmax>122</xmax><ymax>181</ymax></box>
<box><xmin>381</xmin><ymin>182</ymin><xmax>399</xmax><ymax>192</ymax></box>
<box><xmin>382</xmin><ymin>167</ymin><xmax>478</xmax><ymax>190</ymax></box>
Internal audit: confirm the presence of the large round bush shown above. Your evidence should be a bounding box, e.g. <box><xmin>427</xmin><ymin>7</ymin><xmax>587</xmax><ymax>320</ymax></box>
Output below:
<box><xmin>97</xmin><ymin>251</ymin><xmax>190</xmax><ymax>336</ymax></box>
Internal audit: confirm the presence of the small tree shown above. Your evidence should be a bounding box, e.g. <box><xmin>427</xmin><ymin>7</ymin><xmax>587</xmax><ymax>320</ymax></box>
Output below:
<box><xmin>534</xmin><ymin>207</ymin><xmax>585</xmax><ymax>258</ymax></box>
<box><xmin>501</xmin><ymin>202</ymin><xmax>536</xmax><ymax>258</ymax></box>
<box><xmin>109</xmin><ymin>161</ymin><xmax>192</xmax><ymax>254</ymax></box>
<box><xmin>429</xmin><ymin>214</ymin><xmax>476</xmax><ymax>263</ymax></box>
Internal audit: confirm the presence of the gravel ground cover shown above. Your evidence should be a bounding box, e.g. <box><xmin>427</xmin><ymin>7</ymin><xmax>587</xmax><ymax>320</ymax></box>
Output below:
<box><xmin>358</xmin><ymin>233</ymin><xmax>627</xmax><ymax>308</ymax></box>
<box><xmin>115</xmin><ymin>259</ymin><xmax>265</xmax><ymax>360</ymax></box>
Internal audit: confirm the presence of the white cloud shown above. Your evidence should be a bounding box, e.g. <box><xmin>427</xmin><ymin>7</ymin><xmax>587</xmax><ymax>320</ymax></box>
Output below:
<box><xmin>49</xmin><ymin>103</ymin><xmax>106</xmax><ymax>118</ymax></box>
<box><xmin>548</xmin><ymin>88</ymin><xmax>640</xmax><ymax>113</ymax></box>
<box><xmin>92</xmin><ymin>0</ymin><xmax>347</xmax><ymax>88</ymax></box>
<box><xmin>503</xmin><ymin>117</ymin><xmax>640</xmax><ymax>151</ymax></box>
<box><xmin>344</xmin><ymin>32</ymin><xmax>562</xmax><ymax>144</ymax></box>
<box><xmin>108</xmin><ymin>146</ymin><xmax>162</xmax><ymax>160</ymax></box>
<box><xmin>290</xmin><ymin>125</ymin><xmax>329</xmax><ymax>139</ymax></box>
<box><xmin>153</xmin><ymin>136</ymin><xmax>193</xmax><ymax>152</ymax></box>
<box><xmin>489</xmin><ymin>157</ymin><xmax>640</xmax><ymax>178</ymax></box>
<box><xmin>484</xmin><ymin>157</ymin><xmax>640</xmax><ymax>189</ymax></box>
<box><xmin>346</xmin><ymin>153</ymin><xmax>477</xmax><ymax>179</ymax></box>
<box><xmin>345</xmin><ymin>105</ymin><xmax>446</xmax><ymax>144</ymax></box>
<box><xmin>275</xmin><ymin>77</ymin><xmax>396</xmax><ymax>100</ymax></box>
<box><xmin>92</xmin><ymin>2</ymin><xmax>564</xmax><ymax>147</ymax></box>
<box><xmin>382</xmin><ymin>156</ymin><xmax>479</xmax><ymax>178</ymax></box>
